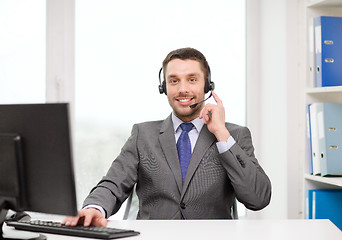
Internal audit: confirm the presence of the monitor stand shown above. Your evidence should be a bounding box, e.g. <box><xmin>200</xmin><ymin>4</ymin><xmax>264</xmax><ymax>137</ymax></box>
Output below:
<box><xmin>0</xmin><ymin>208</ymin><xmax>46</xmax><ymax>240</ymax></box>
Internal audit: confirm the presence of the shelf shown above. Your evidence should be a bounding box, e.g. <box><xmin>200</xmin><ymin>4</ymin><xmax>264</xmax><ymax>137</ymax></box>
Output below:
<box><xmin>305</xmin><ymin>86</ymin><xmax>342</xmax><ymax>103</ymax></box>
<box><xmin>302</xmin><ymin>0</ymin><xmax>342</xmax><ymax>220</ymax></box>
<box><xmin>307</xmin><ymin>0</ymin><xmax>342</xmax><ymax>8</ymax></box>
<box><xmin>306</xmin><ymin>86</ymin><xmax>342</xmax><ymax>94</ymax></box>
<box><xmin>305</xmin><ymin>174</ymin><xmax>342</xmax><ymax>187</ymax></box>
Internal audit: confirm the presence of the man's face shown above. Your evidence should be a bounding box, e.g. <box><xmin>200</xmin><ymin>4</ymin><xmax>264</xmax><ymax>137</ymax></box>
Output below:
<box><xmin>165</xmin><ymin>59</ymin><xmax>206</xmax><ymax>122</ymax></box>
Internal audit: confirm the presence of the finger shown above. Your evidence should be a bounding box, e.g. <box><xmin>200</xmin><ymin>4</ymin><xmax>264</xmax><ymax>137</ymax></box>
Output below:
<box><xmin>204</xmin><ymin>113</ymin><xmax>209</xmax><ymax>123</ymax></box>
<box><xmin>71</xmin><ymin>216</ymin><xmax>82</xmax><ymax>226</ymax></box>
<box><xmin>63</xmin><ymin>216</ymin><xmax>79</xmax><ymax>226</ymax></box>
<box><xmin>199</xmin><ymin>107</ymin><xmax>203</xmax><ymax>119</ymax></box>
<box><xmin>212</xmin><ymin>91</ymin><xmax>223</xmax><ymax>106</ymax></box>
<box><xmin>61</xmin><ymin>216</ymin><xmax>74</xmax><ymax>225</ymax></box>
<box><xmin>203</xmin><ymin>108</ymin><xmax>212</xmax><ymax>123</ymax></box>
<box><xmin>203</xmin><ymin>103</ymin><xmax>215</xmax><ymax>114</ymax></box>
<box><xmin>199</xmin><ymin>106</ymin><xmax>206</xmax><ymax>119</ymax></box>
<box><xmin>83</xmin><ymin>213</ymin><xmax>94</xmax><ymax>227</ymax></box>
<box><xmin>199</xmin><ymin>105</ymin><xmax>209</xmax><ymax>123</ymax></box>
<box><xmin>61</xmin><ymin>217</ymin><xmax>69</xmax><ymax>224</ymax></box>
<box><xmin>94</xmin><ymin>216</ymin><xmax>108</xmax><ymax>227</ymax></box>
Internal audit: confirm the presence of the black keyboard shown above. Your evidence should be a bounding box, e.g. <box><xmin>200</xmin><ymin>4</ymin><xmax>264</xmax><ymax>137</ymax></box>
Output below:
<box><xmin>6</xmin><ymin>220</ymin><xmax>140</xmax><ymax>239</ymax></box>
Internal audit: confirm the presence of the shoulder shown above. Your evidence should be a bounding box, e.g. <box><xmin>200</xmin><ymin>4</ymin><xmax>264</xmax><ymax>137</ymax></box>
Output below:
<box><xmin>225</xmin><ymin>122</ymin><xmax>252</xmax><ymax>140</ymax></box>
<box><xmin>225</xmin><ymin>122</ymin><xmax>249</xmax><ymax>132</ymax></box>
<box><xmin>131</xmin><ymin>119</ymin><xmax>166</xmax><ymax>135</ymax></box>
<box><xmin>133</xmin><ymin>114</ymin><xmax>172</xmax><ymax>133</ymax></box>
<box><xmin>134</xmin><ymin>120</ymin><xmax>164</xmax><ymax>129</ymax></box>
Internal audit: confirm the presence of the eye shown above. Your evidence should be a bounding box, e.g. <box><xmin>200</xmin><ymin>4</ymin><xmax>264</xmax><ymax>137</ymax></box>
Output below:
<box><xmin>189</xmin><ymin>78</ymin><xmax>197</xmax><ymax>83</ymax></box>
<box><xmin>169</xmin><ymin>78</ymin><xmax>178</xmax><ymax>85</ymax></box>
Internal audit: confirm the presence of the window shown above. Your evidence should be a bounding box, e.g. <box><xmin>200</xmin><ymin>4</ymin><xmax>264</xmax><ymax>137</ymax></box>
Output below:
<box><xmin>75</xmin><ymin>0</ymin><xmax>246</xmax><ymax>219</ymax></box>
<box><xmin>0</xmin><ymin>0</ymin><xmax>45</xmax><ymax>104</ymax></box>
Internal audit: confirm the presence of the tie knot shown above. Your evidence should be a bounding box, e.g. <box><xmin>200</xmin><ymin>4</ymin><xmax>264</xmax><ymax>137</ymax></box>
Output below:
<box><xmin>180</xmin><ymin>122</ymin><xmax>194</xmax><ymax>133</ymax></box>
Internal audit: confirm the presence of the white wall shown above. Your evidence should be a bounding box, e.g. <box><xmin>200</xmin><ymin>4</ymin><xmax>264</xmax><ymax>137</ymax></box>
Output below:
<box><xmin>246</xmin><ymin>0</ymin><xmax>305</xmax><ymax>219</ymax></box>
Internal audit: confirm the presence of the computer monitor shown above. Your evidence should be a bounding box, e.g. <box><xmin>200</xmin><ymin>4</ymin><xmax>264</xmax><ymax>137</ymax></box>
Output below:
<box><xmin>0</xmin><ymin>103</ymin><xmax>78</xmax><ymax>238</ymax></box>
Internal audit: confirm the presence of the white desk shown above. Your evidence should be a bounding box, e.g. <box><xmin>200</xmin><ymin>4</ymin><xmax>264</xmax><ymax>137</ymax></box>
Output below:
<box><xmin>102</xmin><ymin>219</ymin><xmax>342</xmax><ymax>240</ymax></box>
<box><xmin>4</xmin><ymin>215</ymin><xmax>342</xmax><ymax>240</ymax></box>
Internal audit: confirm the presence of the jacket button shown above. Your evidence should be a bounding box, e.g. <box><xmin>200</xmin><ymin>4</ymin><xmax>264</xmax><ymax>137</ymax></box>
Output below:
<box><xmin>180</xmin><ymin>202</ymin><xmax>186</xmax><ymax>209</ymax></box>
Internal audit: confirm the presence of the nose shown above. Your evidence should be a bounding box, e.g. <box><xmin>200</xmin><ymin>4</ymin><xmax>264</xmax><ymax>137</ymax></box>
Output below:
<box><xmin>178</xmin><ymin>80</ymin><xmax>189</xmax><ymax>93</ymax></box>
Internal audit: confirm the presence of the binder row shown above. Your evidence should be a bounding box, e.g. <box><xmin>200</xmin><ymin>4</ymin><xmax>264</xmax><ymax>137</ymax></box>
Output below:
<box><xmin>308</xmin><ymin>16</ymin><xmax>342</xmax><ymax>87</ymax></box>
<box><xmin>306</xmin><ymin>103</ymin><xmax>342</xmax><ymax>177</ymax></box>
<box><xmin>305</xmin><ymin>16</ymin><xmax>342</xmax><ymax>231</ymax></box>
<box><xmin>306</xmin><ymin>189</ymin><xmax>342</xmax><ymax>231</ymax></box>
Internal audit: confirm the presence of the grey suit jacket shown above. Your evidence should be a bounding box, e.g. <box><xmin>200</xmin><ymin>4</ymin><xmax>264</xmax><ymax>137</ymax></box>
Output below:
<box><xmin>83</xmin><ymin>115</ymin><xmax>271</xmax><ymax>219</ymax></box>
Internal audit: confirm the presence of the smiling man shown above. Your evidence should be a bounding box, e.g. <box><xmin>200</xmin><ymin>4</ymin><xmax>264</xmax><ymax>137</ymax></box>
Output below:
<box><xmin>63</xmin><ymin>47</ymin><xmax>271</xmax><ymax>227</ymax></box>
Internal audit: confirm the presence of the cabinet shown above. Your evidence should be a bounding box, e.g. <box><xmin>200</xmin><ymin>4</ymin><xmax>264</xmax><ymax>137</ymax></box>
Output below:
<box><xmin>304</xmin><ymin>0</ymin><xmax>342</xmax><ymax>213</ymax></box>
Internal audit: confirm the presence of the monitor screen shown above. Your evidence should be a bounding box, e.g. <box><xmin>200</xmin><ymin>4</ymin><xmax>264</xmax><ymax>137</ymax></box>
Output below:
<box><xmin>0</xmin><ymin>134</ymin><xmax>26</xmax><ymax>212</ymax></box>
<box><xmin>0</xmin><ymin>103</ymin><xmax>77</xmax><ymax>221</ymax></box>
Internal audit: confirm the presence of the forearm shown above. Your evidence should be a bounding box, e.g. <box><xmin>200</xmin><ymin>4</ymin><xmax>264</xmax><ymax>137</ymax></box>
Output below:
<box><xmin>221</xmin><ymin>144</ymin><xmax>271</xmax><ymax>210</ymax></box>
<box><xmin>219</xmin><ymin>127</ymin><xmax>271</xmax><ymax>210</ymax></box>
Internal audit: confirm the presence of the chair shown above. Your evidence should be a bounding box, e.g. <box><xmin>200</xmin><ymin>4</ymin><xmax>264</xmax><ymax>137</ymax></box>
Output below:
<box><xmin>231</xmin><ymin>198</ymin><xmax>238</xmax><ymax>219</ymax></box>
<box><xmin>123</xmin><ymin>186</ymin><xmax>138</xmax><ymax>220</ymax></box>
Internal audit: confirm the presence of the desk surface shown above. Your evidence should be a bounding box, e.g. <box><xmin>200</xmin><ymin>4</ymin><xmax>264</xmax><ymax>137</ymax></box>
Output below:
<box><xmin>4</xmin><ymin>215</ymin><xmax>342</xmax><ymax>240</ymax></box>
<box><xmin>109</xmin><ymin>219</ymin><xmax>341</xmax><ymax>240</ymax></box>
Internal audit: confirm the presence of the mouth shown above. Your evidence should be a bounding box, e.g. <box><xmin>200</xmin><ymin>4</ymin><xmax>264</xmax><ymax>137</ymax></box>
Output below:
<box><xmin>176</xmin><ymin>97</ymin><xmax>194</xmax><ymax>105</ymax></box>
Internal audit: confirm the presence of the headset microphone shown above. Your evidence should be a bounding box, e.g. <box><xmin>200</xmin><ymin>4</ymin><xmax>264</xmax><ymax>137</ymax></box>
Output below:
<box><xmin>189</xmin><ymin>91</ymin><xmax>213</xmax><ymax>109</ymax></box>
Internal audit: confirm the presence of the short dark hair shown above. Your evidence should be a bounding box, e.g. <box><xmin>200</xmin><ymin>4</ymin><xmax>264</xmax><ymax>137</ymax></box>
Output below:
<box><xmin>162</xmin><ymin>47</ymin><xmax>209</xmax><ymax>80</ymax></box>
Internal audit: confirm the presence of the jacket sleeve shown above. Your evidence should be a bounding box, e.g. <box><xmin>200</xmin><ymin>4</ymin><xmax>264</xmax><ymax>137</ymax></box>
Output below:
<box><xmin>220</xmin><ymin>126</ymin><xmax>272</xmax><ymax>211</ymax></box>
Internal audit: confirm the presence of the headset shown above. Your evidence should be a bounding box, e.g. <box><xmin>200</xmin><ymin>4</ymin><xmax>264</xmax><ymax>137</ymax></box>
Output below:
<box><xmin>158</xmin><ymin>66</ymin><xmax>215</xmax><ymax>95</ymax></box>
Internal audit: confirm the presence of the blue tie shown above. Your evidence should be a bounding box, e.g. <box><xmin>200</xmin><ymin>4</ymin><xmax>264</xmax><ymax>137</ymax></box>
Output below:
<box><xmin>177</xmin><ymin>122</ymin><xmax>194</xmax><ymax>183</ymax></box>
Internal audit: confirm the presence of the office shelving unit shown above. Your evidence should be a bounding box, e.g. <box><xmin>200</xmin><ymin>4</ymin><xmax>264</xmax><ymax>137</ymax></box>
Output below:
<box><xmin>304</xmin><ymin>0</ymin><xmax>342</xmax><ymax>207</ymax></box>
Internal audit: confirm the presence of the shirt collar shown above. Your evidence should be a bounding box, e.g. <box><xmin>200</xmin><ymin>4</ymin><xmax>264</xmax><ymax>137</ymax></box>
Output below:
<box><xmin>171</xmin><ymin>112</ymin><xmax>204</xmax><ymax>133</ymax></box>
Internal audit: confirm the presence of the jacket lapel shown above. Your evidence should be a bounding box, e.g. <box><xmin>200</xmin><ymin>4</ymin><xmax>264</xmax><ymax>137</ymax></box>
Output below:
<box><xmin>159</xmin><ymin>115</ymin><xmax>183</xmax><ymax>193</ymax></box>
<box><xmin>181</xmin><ymin>124</ymin><xmax>216</xmax><ymax>197</ymax></box>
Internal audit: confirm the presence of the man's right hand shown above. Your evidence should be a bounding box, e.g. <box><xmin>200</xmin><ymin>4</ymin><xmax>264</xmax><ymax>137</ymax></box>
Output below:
<box><xmin>62</xmin><ymin>208</ymin><xmax>107</xmax><ymax>227</ymax></box>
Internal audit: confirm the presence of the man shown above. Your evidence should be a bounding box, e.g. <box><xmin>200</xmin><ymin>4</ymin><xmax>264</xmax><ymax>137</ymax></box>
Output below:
<box><xmin>63</xmin><ymin>47</ymin><xmax>271</xmax><ymax>227</ymax></box>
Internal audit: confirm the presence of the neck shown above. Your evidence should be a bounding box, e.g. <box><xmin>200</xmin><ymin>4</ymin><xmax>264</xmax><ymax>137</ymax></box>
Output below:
<box><xmin>174</xmin><ymin>111</ymin><xmax>201</xmax><ymax>123</ymax></box>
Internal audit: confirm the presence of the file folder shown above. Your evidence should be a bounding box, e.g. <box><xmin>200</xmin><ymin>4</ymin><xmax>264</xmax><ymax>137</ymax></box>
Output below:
<box><xmin>307</xmin><ymin>189</ymin><xmax>342</xmax><ymax>230</ymax></box>
<box><xmin>316</xmin><ymin>103</ymin><xmax>342</xmax><ymax>176</ymax></box>
<box><xmin>308</xmin><ymin>18</ymin><xmax>315</xmax><ymax>88</ymax></box>
<box><xmin>314</xmin><ymin>16</ymin><xmax>342</xmax><ymax>87</ymax></box>
<box><xmin>306</xmin><ymin>104</ymin><xmax>313</xmax><ymax>174</ymax></box>
<box><xmin>309</xmin><ymin>103</ymin><xmax>320</xmax><ymax>175</ymax></box>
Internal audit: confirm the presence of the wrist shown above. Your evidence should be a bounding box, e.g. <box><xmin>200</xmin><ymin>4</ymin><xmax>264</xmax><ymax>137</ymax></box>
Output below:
<box><xmin>214</xmin><ymin>128</ymin><xmax>231</xmax><ymax>142</ymax></box>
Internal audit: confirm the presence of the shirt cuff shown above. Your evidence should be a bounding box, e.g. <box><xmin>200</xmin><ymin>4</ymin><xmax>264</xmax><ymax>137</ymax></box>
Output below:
<box><xmin>83</xmin><ymin>204</ymin><xmax>106</xmax><ymax>218</ymax></box>
<box><xmin>216</xmin><ymin>136</ymin><xmax>236</xmax><ymax>154</ymax></box>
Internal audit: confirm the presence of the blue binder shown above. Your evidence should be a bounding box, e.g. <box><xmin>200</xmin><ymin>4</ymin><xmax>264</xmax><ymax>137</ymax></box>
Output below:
<box><xmin>316</xmin><ymin>103</ymin><xmax>342</xmax><ymax>176</ymax></box>
<box><xmin>307</xmin><ymin>189</ymin><xmax>342</xmax><ymax>230</ymax></box>
<box><xmin>315</xmin><ymin>16</ymin><xmax>342</xmax><ymax>87</ymax></box>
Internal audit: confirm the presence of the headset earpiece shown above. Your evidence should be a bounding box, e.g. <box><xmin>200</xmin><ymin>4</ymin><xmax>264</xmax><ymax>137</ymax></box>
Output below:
<box><xmin>158</xmin><ymin>84</ymin><xmax>164</xmax><ymax>94</ymax></box>
<box><xmin>204</xmin><ymin>66</ymin><xmax>215</xmax><ymax>93</ymax></box>
<box><xmin>158</xmin><ymin>68</ymin><xmax>167</xmax><ymax>95</ymax></box>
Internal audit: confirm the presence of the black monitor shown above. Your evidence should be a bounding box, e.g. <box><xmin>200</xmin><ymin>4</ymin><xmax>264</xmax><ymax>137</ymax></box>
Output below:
<box><xmin>0</xmin><ymin>103</ymin><xmax>78</xmax><ymax>239</ymax></box>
